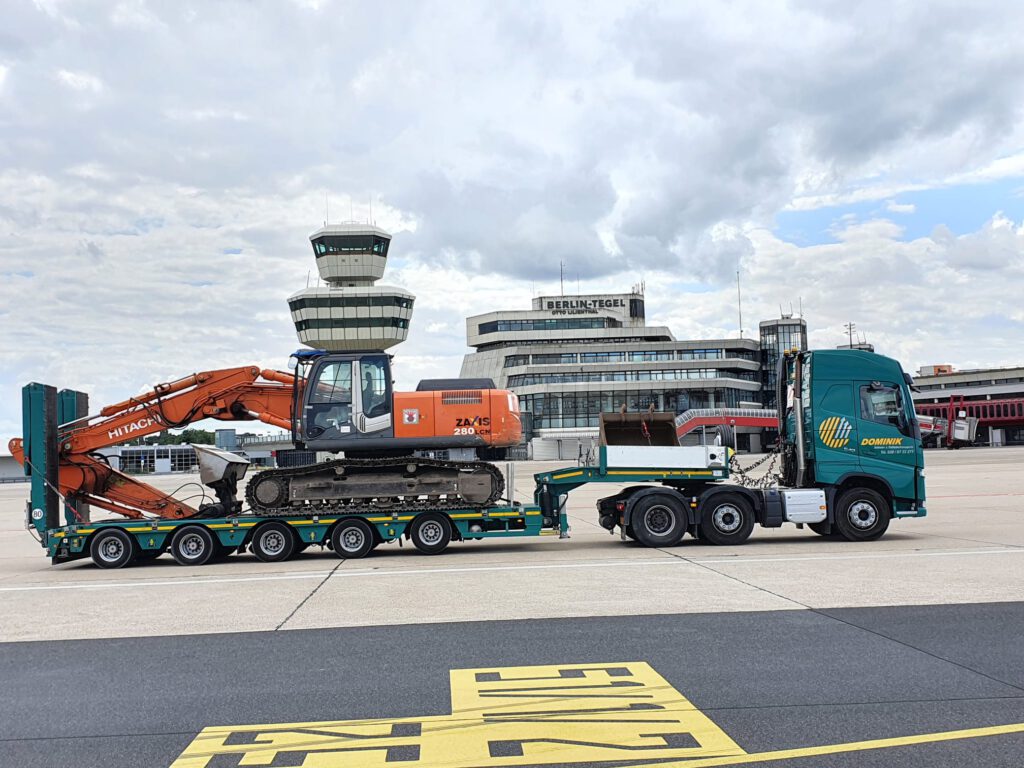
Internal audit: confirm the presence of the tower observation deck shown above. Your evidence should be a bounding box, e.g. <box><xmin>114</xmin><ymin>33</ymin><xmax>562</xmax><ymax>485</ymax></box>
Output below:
<box><xmin>288</xmin><ymin>223</ymin><xmax>415</xmax><ymax>351</ymax></box>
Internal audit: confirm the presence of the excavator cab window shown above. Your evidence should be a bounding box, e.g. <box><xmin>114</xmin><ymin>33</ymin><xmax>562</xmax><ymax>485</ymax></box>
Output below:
<box><xmin>360</xmin><ymin>358</ymin><xmax>389</xmax><ymax>418</ymax></box>
<box><xmin>306</xmin><ymin>361</ymin><xmax>353</xmax><ymax>439</ymax></box>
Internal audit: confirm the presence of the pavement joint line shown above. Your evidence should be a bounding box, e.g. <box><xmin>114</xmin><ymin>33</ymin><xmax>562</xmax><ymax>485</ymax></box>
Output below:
<box><xmin>274</xmin><ymin>561</ymin><xmax>344</xmax><ymax>631</ymax></box>
<box><xmin>2</xmin><ymin>546</ymin><xmax>1023</xmax><ymax>593</ymax></box>
<box><xmin>815</xmin><ymin>607</ymin><xmax>1024</xmax><ymax>695</ymax></box>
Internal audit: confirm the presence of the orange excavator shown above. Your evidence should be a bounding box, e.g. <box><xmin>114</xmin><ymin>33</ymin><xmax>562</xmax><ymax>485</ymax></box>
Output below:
<box><xmin>9</xmin><ymin>350</ymin><xmax>522</xmax><ymax>521</ymax></box>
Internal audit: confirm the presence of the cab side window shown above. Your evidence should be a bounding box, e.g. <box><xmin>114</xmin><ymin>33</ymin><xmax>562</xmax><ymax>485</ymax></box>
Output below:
<box><xmin>312</xmin><ymin>362</ymin><xmax>352</xmax><ymax>404</ymax></box>
<box><xmin>860</xmin><ymin>385</ymin><xmax>901</xmax><ymax>428</ymax></box>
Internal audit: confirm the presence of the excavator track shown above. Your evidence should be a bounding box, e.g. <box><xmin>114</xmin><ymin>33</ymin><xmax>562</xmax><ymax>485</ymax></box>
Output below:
<box><xmin>244</xmin><ymin>456</ymin><xmax>506</xmax><ymax>516</ymax></box>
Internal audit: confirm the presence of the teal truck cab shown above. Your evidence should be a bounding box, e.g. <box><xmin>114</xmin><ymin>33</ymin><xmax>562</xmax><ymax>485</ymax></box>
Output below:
<box><xmin>592</xmin><ymin>348</ymin><xmax>926</xmax><ymax>546</ymax></box>
<box><xmin>776</xmin><ymin>348</ymin><xmax>926</xmax><ymax>539</ymax></box>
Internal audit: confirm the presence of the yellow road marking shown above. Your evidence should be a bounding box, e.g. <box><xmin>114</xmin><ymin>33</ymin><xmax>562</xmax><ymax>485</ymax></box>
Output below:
<box><xmin>170</xmin><ymin>661</ymin><xmax>1024</xmax><ymax>768</ymax></box>
<box><xmin>635</xmin><ymin>721</ymin><xmax>1024</xmax><ymax>767</ymax></box>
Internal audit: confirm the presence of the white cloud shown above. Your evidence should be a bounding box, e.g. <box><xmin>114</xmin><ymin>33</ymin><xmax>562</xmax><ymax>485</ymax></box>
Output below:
<box><xmin>55</xmin><ymin>68</ymin><xmax>103</xmax><ymax>92</ymax></box>
<box><xmin>886</xmin><ymin>200</ymin><xmax>916</xmax><ymax>214</ymax></box>
<box><xmin>1</xmin><ymin>2</ymin><xmax>1024</xmax><ymax>442</ymax></box>
<box><xmin>0</xmin><ymin>64</ymin><xmax>8</xmax><ymax>92</ymax></box>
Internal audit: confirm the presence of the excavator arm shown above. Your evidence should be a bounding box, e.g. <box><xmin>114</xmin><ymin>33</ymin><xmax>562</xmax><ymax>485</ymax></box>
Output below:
<box><xmin>8</xmin><ymin>366</ymin><xmax>298</xmax><ymax>520</ymax></box>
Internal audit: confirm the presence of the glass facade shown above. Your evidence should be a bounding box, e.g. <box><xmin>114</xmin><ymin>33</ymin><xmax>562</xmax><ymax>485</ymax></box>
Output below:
<box><xmin>759</xmin><ymin>319</ymin><xmax>808</xmax><ymax>408</ymax></box>
<box><xmin>288</xmin><ymin>295</ymin><xmax>413</xmax><ymax>311</ymax></box>
<box><xmin>294</xmin><ymin>317</ymin><xmax>410</xmax><ymax>332</ymax></box>
<box><xmin>520</xmin><ymin>388</ymin><xmax>750</xmax><ymax>429</ymax></box>
<box><xmin>508</xmin><ymin>369</ymin><xmax>758</xmax><ymax>387</ymax></box>
<box><xmin>478</xmin><ymin>318</ymin><xmax>618</xmax><ymax>334</ymax></box>
<box><xmin>312</xmin><ymin>235</ymin><xmax>389</xmax><ymax>257</ymax></box>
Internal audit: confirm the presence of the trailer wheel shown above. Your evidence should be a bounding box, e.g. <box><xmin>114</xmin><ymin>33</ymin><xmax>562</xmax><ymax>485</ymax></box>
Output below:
<box><xmin>834</xmin><ymin>488</ymin><xmax>890</xmax><ymax>541</ymax></box>
<box><xmin>699</xmin><ymin>493</ymin><xmax>755</xmax><ymax>545</ymax></box>
<box><xmin>330</xmin><ymin>518</ymin><xmax>375</xmax><ymax>559</ymax></box>
<box><xmin>409</xmin><ymin>513</ymin><xmax>452</xmax><ymax>555</ymax></box>
<box><xmin>251</xmin><ymin>521</ymin><xmax>297</xmax><ymax>562</ymax></box>
<box><xmin>170</xmin><ymin>525</ymin><xmax>217</xmax><ymax>566</ymax></box>
<box><xmin>630</xmin><ymin>494</ymin><xmax>686</xmax><ymax>547</ymax></box>
<box><xmin>90</xmin><ymin>529</ymin><xmax>137</xmax><ymax>569</ymax></box>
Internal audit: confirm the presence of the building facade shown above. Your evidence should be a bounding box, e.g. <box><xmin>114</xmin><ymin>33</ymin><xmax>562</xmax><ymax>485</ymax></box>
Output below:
<box><xmin>759</xmin><ymin>316</ymin><xmax>809</xmax><ymax>408</ymax></box>
<box><xmin>912</xmin><ymin>364</ymin><xmax>1024</xmax><ymax>446</ymax></box>
<box><xmin>288</xmin><ymin>223</ymin><xmax>415</xmax><ymax>351</ymax></box>
<box><xmin>461</xmin><ymin>290</ymin><xmax>776</xmax><ymax>456</ymax></box>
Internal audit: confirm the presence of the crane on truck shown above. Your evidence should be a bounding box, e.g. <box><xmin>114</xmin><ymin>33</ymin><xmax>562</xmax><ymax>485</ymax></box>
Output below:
<box><xmin>9</xmin><ymin>350</ymin><xmax>522</xmax><ymax>522</ymax></box>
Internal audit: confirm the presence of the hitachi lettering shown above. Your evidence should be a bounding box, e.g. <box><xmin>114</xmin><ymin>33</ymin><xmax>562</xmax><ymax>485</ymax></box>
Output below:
<box><xmin>861</xmin><ymin>437</ymin><xmax>905</xmax><ymax>446</ymax></box>
<box><xmin>108</xmin><ymin>417</ymin><xmax>157</xmax><ymax>440</ymax></box>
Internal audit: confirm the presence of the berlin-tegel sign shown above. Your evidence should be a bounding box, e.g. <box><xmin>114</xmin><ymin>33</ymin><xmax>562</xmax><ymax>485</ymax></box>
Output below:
<box><xmin>171</xmin><ymin>661</ymin><xmax>1024</xmax><ymax>767</ymax></box>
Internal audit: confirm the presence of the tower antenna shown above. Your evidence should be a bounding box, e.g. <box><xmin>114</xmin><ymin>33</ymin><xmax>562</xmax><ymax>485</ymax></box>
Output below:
<box><xmin>369</xmin><ymin>195</ymin><xmax>373</xmax><ymax>225</ymax></box>
<box><xmin>560</xmin><ymin>261</ymin><xmax>565</xmax><ymax>295</ymax></box>
<box><xmin>736</xmin><ymin>268</ymin><xmax>743</xmax><ymax>339</ymax></box>
<box><xmin>325</xmin><ymin>193</ymin><xmax>329</xmax><ymax>226</ymax></box>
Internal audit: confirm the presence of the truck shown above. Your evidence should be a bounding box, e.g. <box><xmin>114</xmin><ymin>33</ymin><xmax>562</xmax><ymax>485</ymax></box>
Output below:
<box><xmin>12</xmin><ymin>348</ymin><xmax>925</xmax><ymax>568</ymax></box>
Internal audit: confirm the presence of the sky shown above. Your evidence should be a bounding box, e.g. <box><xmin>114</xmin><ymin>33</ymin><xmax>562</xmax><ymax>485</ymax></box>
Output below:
<box><xmin>2</xmin><ymin>0</ymin><xmax>1024</xmax><ymax>443</ymax></box>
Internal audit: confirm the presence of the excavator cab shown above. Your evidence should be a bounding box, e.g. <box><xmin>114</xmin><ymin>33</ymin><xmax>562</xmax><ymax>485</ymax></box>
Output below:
<box><xmin>292</xmin><ymin>351</ymin><xmax>396</xmax><ymax>452</ymax></box>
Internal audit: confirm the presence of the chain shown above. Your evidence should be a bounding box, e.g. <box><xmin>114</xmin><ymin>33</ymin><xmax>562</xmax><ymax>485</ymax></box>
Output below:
<box><xmin>729</xmin><ymin>447</ymin><xmax>781</xmax><ymax>489</ymax></box>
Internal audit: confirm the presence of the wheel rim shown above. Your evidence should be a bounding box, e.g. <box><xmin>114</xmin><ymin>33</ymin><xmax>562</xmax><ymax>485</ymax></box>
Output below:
<box><xmin>339</xmin><ymin>526</ymin><xmax>366</xmax><ymax>553</ymax></box>
<box><xmin>180</xmin><ymin>533</ymin><xmax>207</xmax><ymax>560</ymax></box>
<box><xmin>642</xmin><ymin>505</ymin><xmax>674</xmax><ymax>535</ymax></box>
<box><xmin>713</xmin><ymin>504</ymin><xmax>742</xmax><ymax>533</ymax></box>
<box><xmin>848</xmin><ymin>500</ymin><xmax>878</xmax><ymax>529</ymax></box>
<box><xmin>260</xmin><ymin>530</ymin><xmax>286</xmax><ymax>556</ymax></box>
<box><xmin>98</xmin><ymin>536</ymin><xmax>124</xmax><ymax>563</ymax></box>
<box><xmin>419</xmin><ymin>520</ymin><xmax>444</xmax><ymax>545</ymax></box>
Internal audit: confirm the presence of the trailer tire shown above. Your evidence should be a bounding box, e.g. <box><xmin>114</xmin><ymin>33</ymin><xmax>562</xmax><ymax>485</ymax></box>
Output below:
<box><xmin>330</xmin><ymin>518</ymin><xmax>375</xmax><ymax>559</ymax></box>
<box><xmin>409</xmin><ymin>513</ymin><xmax>452</xmax><ymax>555</ymax></box>
<box><xmin>630</xmin><ymin>494</ymin><xmax>687</xmax><ymax>547</ymax></box>
<box><xmin>170</xmin><ymin>525</ymin><xmax>217</xmax><ymax>566</ymax></box>
<box><xmin>90</xmin><ymin>529</ymin><xmax>137</xmax><ymax>569</ymax></box>
<box><xmin>699</xmin><ymin>493</ymin><xmax>755</xmax><ymax>545</ymax></box>
<box><xmin>251</xmin><ymin>521</ymin><xmax>297</xmax><ymax>562</ymax></box>
<box><xmin>834</xmin><ymin>488</ymin><xmax>890</xmax><ymax>541</ymax></box>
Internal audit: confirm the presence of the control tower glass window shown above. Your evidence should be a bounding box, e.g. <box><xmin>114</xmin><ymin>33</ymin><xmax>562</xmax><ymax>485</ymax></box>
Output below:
<box><xmin>312</xmin><ymin>236</ymin><xmax>390</xmax><ymax>257</ymax></box>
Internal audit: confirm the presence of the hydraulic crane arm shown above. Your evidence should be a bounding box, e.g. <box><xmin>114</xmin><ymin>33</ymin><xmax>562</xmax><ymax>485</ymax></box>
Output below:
<box><xmin>8</xmin><ymin>366</ymin><xmax>299</xmax><ymax>520</ymax></box>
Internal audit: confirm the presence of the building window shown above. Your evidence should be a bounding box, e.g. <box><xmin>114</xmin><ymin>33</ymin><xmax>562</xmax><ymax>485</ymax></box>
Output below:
<box><xmin>289</xmin><ymin>296</ymin><xmax>413</xmax><ymax>311</ymax></box>
<box><xmin>294</xmin><ymin>317</ymin><xmax>410</xmax><ymax>331</ymax></box>
<box><xmin>532</xmin><ymin>353</ymin><xmax>579</xmax><ymax>364</ymax></box>
<box><xmin>311</xmin><ymin>235</ymin><xmax>388</xmax><ymax>256</ymax></box>
<box><xmin>477</xmin><ymin>318</ymin><xmax>618</xmax><ymax>334</ymax></box>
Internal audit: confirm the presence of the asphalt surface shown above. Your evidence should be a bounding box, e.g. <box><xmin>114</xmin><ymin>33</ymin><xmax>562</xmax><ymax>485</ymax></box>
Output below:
<box><xmin>2</xmin><ymin>602</ymin><xmax>1022</xmax><ymax>768</ymax></box>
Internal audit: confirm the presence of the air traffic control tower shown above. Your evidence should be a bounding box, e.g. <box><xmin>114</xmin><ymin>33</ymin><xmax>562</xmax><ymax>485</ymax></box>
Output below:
<box><xmin>288</xmin><ymin>223</ymin><xmax>415</xmax><ymax>351</ymax></box>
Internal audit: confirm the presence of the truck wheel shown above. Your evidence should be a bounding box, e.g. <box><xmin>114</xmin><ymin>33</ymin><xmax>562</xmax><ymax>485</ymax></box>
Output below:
<box><xmin>630</xmin><ymin>494</ymin><xmax>686</xmax><ymax>547</ymax></box>
<box><xmin>90</xmin><ymin>529</ymin><xmax>137</xmax><ymax>569</ymax></box>
<box><xmin>410</xmin><ymin>513</ymin><xmax>452</xmax><ymax>555</ymax></box>
<box><xmin>330</xmin><ymin>518</ymin><xmax>375</xmax><ymax>559</ymax></box>
<box><xmin>251</xmin><ymin>521</ymin><xmax>297</xmax><ymax>562</ymax></box>
<box><xmin>170</xmin><ymin>525</ymin><xmax>216</xmax><ymax>566</ymax></box>
<box><xmin>699</xmin><ymin>493</ymin><xmax>755</xmax><ymax>545</ymax></box>
<box><xmin>834</xmin><ymin>488</ymin><xmax>890</xmax><ymax>541</ymax></box>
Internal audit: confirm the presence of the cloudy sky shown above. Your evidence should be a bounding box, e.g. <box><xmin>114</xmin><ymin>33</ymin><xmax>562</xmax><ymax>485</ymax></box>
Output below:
<box><xmin>2</xmin><ymin>0</ymin><xmax>1024</xmax><ymax>442</ymax></box>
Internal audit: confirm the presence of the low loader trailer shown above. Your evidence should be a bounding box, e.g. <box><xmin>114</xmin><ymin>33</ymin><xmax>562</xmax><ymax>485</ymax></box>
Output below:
<box><xmin>17</xmin><ymin>348</ymin><xmax>926</xmax><ymax>568</ymax></box>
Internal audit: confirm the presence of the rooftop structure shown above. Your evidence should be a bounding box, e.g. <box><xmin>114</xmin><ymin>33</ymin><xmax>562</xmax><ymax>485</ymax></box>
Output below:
<box><xmin>288</xmin><ymin>223</ymin><xmax>415</xmax><ymax>351</ymax></box>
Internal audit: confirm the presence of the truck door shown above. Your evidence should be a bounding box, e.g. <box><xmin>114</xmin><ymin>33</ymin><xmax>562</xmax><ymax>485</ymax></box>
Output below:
<box><xmin>812</xmin><ymin>382</ymin><xmax>860</xmax><ymax>485</ymax></box>
<box><xmin>856</xmin><ymin>381</ymin><xmax>918</xmax><ymax>500</ymax></box>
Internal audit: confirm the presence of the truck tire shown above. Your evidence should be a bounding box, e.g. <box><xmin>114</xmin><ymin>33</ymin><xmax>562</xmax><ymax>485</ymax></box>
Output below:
<box><xmin>409</xmin><ymin>513</ymin><xmax>452</xmax><ymax>555</ymax></box>
<box><xmin>170</xmin><ymin>525</ymin><xmax>217</xmax><ymax>566</ymax></box>
<box><xmin>630</xmin><ymin>494</ymin><xmax>687</xmax><ymax>547</ymax></box>
<box><xmin>251</xmin><ymin>521</ymin><xmax>297</xmax><ymax>562</ymax></box>
<box><xmin>834</xmin><ymin>488</ymin><xmax>890</xmax><ymax>541</ymax></box>
<box><xmin>330</xmin><ymin>518</ymin><xmax>375</xmax><ymax>559</ymax></box>
<box><xmin>699</xmin><ymin>493</ymin><xmax>755</xmax><ymax>545</ymax></box>
<box><xmin>90</xmin><ymin>529</ymin><xmax>137</xmax><ymax>569</ymax></box>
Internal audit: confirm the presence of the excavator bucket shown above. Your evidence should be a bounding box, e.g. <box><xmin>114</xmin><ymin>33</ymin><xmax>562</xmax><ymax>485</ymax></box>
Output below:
<box><xmin>599</xmin><ymin>411</ymin><xmax>678</xmax><ymax>447</ymax></box>
<box><xmin>193</xmin><ymin>445</ymin><xmax>250</xmax><ymax>487</ymax></box>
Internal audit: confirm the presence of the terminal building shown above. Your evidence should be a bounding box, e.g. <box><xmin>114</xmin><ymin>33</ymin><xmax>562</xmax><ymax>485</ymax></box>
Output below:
<box><xmin>288</xmin><ymin>223</ymin><xmax>414</xmax><ymax>351</ymax></box>
<box><xmin>460</xmin><ymin>289</ymin><xmax>806</xmax><ymax>458</ymax></box>
<box><xmin>912</xmin><ymin>364</ymin><xmax>1024</xmax><ymax>446</ymax></box>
